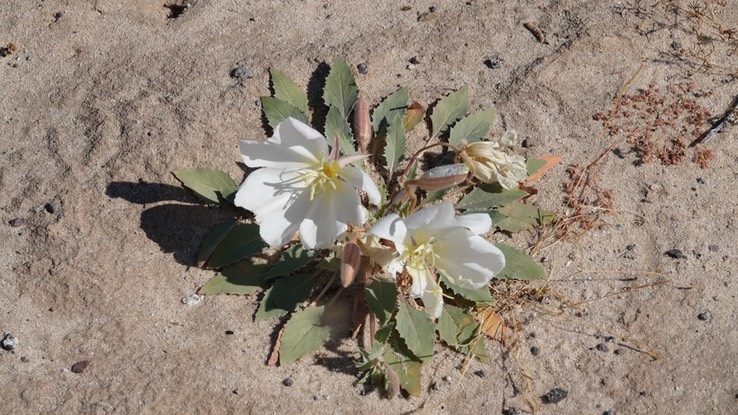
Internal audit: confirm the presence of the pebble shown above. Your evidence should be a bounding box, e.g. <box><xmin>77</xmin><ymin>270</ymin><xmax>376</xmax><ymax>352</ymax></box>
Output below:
<box><xmin>356</xmin><ymin>62</ymin><xmax>368</xmax><ymax>74</ymax></box>
<box><xmin>603</xmin><ymin>410</ymin><xmax>615</xmax><ymax>415</ymax></box>
<box><xmin>614</xmin><ymin>348</ymin><xmax>625</xmax><ymax>355</ymax></box>
<box><xmin>282</xmin><ymin>377</ymin><xmax>294</xmax><ymax>386</ymax></box>
<box><xmin>181</xmin><ymin>294</ymin><xmax>203</xmax><ymax>306</ymax></box>
<box><xmin>604</xmin><ymin>335</ymin><xmax>615</xmax><ymax>342</ymax></box>
<box><xmin>665</xmin><ymin>249</ymin><xmax>686</xmax><ymax>259</ymax></box>
<box><xmin>697</xmin><ymin>312</ymin><xmax>712</xmax><ymax>321</ymax></box>
<box><xmin>20</xmin><ymin>356</ymin><xmax>29</xmax><ymax>363</ymax></box>
<box><xmin>442</xmin><ymin>375</ymin><xmax>452</xmax><ymax>382</ymax></box>
<box><xmin>8</xmin><ymin>218</ymin><xmax>25</xmax><ymax>227</ymax></box>
<box><xmin>542</xmin><ymin>388</ymin><xmax>568</xmax><ymax>404</ymax></box>
<box><xmin>626</xmin><ymin>244</ymin><xmax>636</xmax><ymax>251</ymax></box>
<box><xmin>225</xmin><ymin>330</ymin><xmax>234</xmax><ymax>335</ymax></box>
<box><xmin>483</xmin><ymin>57</ymin><xmax>502</xmax><ymax>69</ymax></box>
<box><xmin>708</xmin><ymin>245</ymin><xmax>719</xmax><ymax>252</ymax></box>
<box><xmin>595</xmin><ymin>343</ymin><xmax>609</xmax><ymax>352</ymax></box>
<box><xmin>71</xmin><ymin>360</ymin><xmax>90</xmax><ymax>374</ymax></box>
<box><xmin>473</xmin><ymin>370</ymin><xmax>486</xmax><ymax>378</ymax></box>
<box><xmin>230</xmin><ymin>65</ymin><xmax>252</xmax><ymax>80</ymax></box>
<box><xmin>502</xmin><ymin>408</ymin><xmax>521</xmax><ymax>415</ymax></box>
<box><xmin>696</xmin><ymin>177</ymin><xmax>705</xmax><ymax>184</ymax></box>
<box><xmin>671</xmin><ymin>41</ymin><xmax>681</xmax><ymax>50</ymax></box>
<box><xmin>45</xmin><ymin>200</ymin><xmax>61</xmax><ymax>214</ymax></box>
<box><xmin>530</xmin><ymin>346</ymin><xmax>540</xmax><ymax>356</ymax></box>
<box><xmin>2</xmin><ymin>333</ymin><xmax>19</xmax><ymax>350</ymax></box>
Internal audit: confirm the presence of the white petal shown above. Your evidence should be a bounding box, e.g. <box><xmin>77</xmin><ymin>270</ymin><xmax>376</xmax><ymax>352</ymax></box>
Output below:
<box><xmin>329</xmin><ymin>181</ymin><xmax>367</xmax><ymax>225</ymax></box>
<box><xmin>340</xmin><ymin>166</ymin><xmax>381</xmax><ymax>205</ymax></box>
<box><xmin>298</xmin><ymin>187</ymin><xmax>353</xmax><ymax>249</ymax></box>
<box><xmin>435</xmin><ymin>229</ymin><xmax>505</xmax><ymax>290</ymax></box>
<box><xmin>274</xmin><ymin>117</ymin><xmax>329</xmax><ymax>160</ymax></box>
<box><xmin>455</xmin><ymin>213</ymin><xmax>492</xmax><ymax>235</ymax></box>
<box><xmin>369</xmin><ymin>214</ymin><xmax>406</xmax><ymax>252</ymax></box>
<box><xmin>404</xmin><ymin>201</ymin><xmax>455</xmax><ymax>231</ymax></box>
<box><xmin>240</xmin><ymin>140</ymin><xmax>315</xmax><ymax>169</ymax></box>
<box><xmin>407</xmin><ymin>265</ymin><xmax>431</xmax><ymax>298</ymax></box>
<box><xmin>420</xmin><ymin>280</ymin><xmax>444</xmax><ymax>319</ymax></box>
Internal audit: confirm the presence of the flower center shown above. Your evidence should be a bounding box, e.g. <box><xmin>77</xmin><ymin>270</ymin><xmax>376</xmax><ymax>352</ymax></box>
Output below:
<box><xmin>302</xmin><ymin>160</ymin><xmax>342</xmax><ymax>200</ymax></box>
<box><xmin>404</xmin><ymin>236</ymin><xmax>439</xmax><ymax>270</ymax></box>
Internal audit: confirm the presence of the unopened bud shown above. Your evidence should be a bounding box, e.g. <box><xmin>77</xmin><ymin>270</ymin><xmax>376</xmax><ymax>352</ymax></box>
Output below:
<box><xmin>354</xmin><ymin>96</ymin><xmax>372</xmax><ymax>153</ymax></box>
<box><xmin>406</xmin><ymin>163</ymin><xmax>469</xmax><ymax>191</ymax></box>
<box><xmin>340</xmin><ymin>241</ymin><xmax>362</xmax><ymax>287</ymax></box>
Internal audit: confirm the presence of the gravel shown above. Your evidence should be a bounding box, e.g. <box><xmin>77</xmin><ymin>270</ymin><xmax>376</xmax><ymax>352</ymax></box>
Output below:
<box><xmin>542</xmin><ymin>388</ymin><xmax>568</xmax><ymax>404</ymax></box>
<box><xmin>2</xmin><ymin>333</ymin><xmax>19</xmax><ymax>350</ymax></box>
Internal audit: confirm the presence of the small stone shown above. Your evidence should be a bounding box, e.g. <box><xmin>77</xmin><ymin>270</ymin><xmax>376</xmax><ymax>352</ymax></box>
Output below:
<box><xmin>71</xmin><ymin>360</ymin><xmax>90</xmax><ymax>374</ymax></box>
<box><xmin>181</xmin><ymin>294</ymin><xmax>203</xmax><ymax>306</ymax></box>
<box><xmin>225</xmin><ymin>330</ymin><xmax>234</xmax><ymax>335</ymax></box>
<box><xmin>232</xmin><ymin>388</ymin><xmax>239</xmax><ymax>395</ymax></box>
<box><xmin>542</xmin><ymin>388</ymin><xmax>568</xmax><ymax>404</ymax></box>
<box><xmin>603</xmin><ymin>410</ymin><xmax>615</xmax><ymax>415</ymax></box>
<box><xmin>20</xmin><ymin>356</ymin><xmax>29</xmax><ymax>363</ymax></box>
<box><xmin>409</xmin><ymin>56</ymin><xmax>421</xmax><ymax>65</ymax></box>
<box><xmin>2</xmin><ymin>333</ymin><xmax>19</xmax><ymax>350</ymax></box>
<box><xmin>442</xmin><ymin>375</ymin><xmax>452</xmax><ymax>382</ymax></box>
<box><xmin>230</xmin><ymin>65</ymin><xmax>252</xmax><ymax>80</ymax></box>
<box><xmin>595</xmin><ymin>343</ymin><xmax>609</xmax><ymax>352</ymax></box>
<box><xmin>483</xmin><ymin>57</ymin><xmax>502</xmax><ymax>69</ymax></box>
<box><xmin>357</xmin><ymin>62</ymin><xmax>368</xmax><ymax>74</ymax></box>
<box><xmin>697</xmin><ymin>312</ymin><xmax>712</xmax><ymax>321</ymax></box>
<box><xmin>604</xmin><ymin>335</ymin><xmax>615</xmax><ymax>342</ymax></box>
<box><xmin>282</xmin><ymin>377</ymin><xmax>294</xmax><ymax>386</ymax></box>
<box><xmin>428</xmin><ymin>6</ymin><xmax>437</xmax><ymax>12</ymax></box>
<box><xmin>473</xmin><ymin>370</ymin><xmax>486</xmax><ymax>378</ymax></box>
<box><xmin>671</xmin><ymin>41</ymin><xmax>682</xmax><ymax>50</ymax></box>
<box><xmin>696</xmin><ymin>177</ymin><xmax>705</xmax><ymax>184</ymax></box>
<box><xmin>502</xmin><ymin>408</ymin><xmax>521</xmax><ymax>415</ymax></box>
<box><xmin>708</xmin><ymin>245</ymin><xmax>719</xmax><ymax>252</ymax></box>
<box><xmin>45</xmin><ymin>200</ymin><xmax>61</xmax><ymax>213</ymax></box>
<box><xmin>530</xmin><ymin>346</ymin><xmax>540</xmax><ymax>356</ymax></box>
<box><xmin>613</xmin><ymin>348</ymin><xmax>625</xmax><ymax>355</ymax></box>
<box><xmin>8</xmin><ymin>218</ymin><xmax>25</xmax><ymax>227</ymax></box>
<box><xmin>626</xmin><ymin>244</ymin><xmax>636</xmax><ymax>251</ymax></box>
<box><xmin>665</xmin><ymin>249</ymin><xmax>686</xmax><ymax>259</ymax></box>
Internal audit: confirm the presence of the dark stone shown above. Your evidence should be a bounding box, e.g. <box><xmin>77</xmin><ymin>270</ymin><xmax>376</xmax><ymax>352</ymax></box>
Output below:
<box><xmin>603</xmin><ymin>410</ymin><xmax>615</xmax><ymax>415</ymax></box>
<box><xmin>708</xmin><ymin>245</ymin><xmax>719</xmax><ymax>252</ymax></box>
<box><xmin>1</xmin><ymin>333</ymin><xmax>18</xmax><ymax>350</ymax></box>
<box><xmin>604</xmin><ymin>336</ymin><xmax>615</xmax><ymax>342</ymax></box>
<box><xmin>20</xmin><ymin>356</ymin><xmax>29</xmax><ymax>363</ymax></box>
<box><xmin>282</xmin><ymin>377</ymin><xmax>294</xmax><ymax>386</ymax></box>
<box><xmin>45</xmin><ymin>200</ymin><xmax>61</xmax><ymax>213</ymax></box>
<box><xmin>596</xmin><ymin>343</ymin><xmax>609</xmax><ymax>352</ymax></box>
<box><xmin>530</xmin><ymin>346</ymin><xmax>540</xmax><ymax>356</ymax></box>
<box><xmin>484</xmin><ymin>58</ymin><xmax>502</xmax><ymax>69</ymax></box>
<box><xmin>502</xmin><ymin>408</ymin><xmax>521</xmax><ymax>415</ymax></box>
<box><xmin>626</xmin><ymin>244</ymin><xmax>636</xmax><ymax>251</ymax></box>
<box><xmin>357</xmin><ymin>62</ymin><xmax>368</xmax><ymax>74</ymax></box>
<box><xmin>614</xmin><ymin>348</ymin><xmax>625</xmax><ymax>355</ymax></box>
<box><xmin>71</xmin><ymin>360</ymin><xmax>90</xmax><ymax>374</ymax></box>
<box><xmin>225</xmin><ymin>330</ymin><xmax>234</xmax><ymax>335</ymax></box>
<box><xmin>696</xmin><ymin>177</ymin><xmax>705</xmax><ymax>184</ymax></box>
<box><xmin>473</xmin><ymin>370</ymin><xmax>486</xmax><ymax>378</ymax></box>
<box><xmin>8</xmin><ymin>218</ymin><xmax>25</xmax><ymax>227</ymax></box>
<box><xmin>429</xmin><ymin>6</ymin><xmax>437</xmax><ymax>12</ymax></box>
<box><xmin>409</xmin><ymin>56</ymin><xmax>421</xmax><ymax>65</ymax></box>
<box><xmin>542</xmin><ymin>388</ymin><xmax>568</xmax><ymax>404</ymax></box>
<box><xmin>665</xmin><ymin>249</ymin><xmax>686</xmax><ymax>259</ymax></box>
<box><xmin>671</xmin><ymin>41</ymin><xmax>682</xmax><ymax>50</ymax></box>
<box><xmin>697</xmin><ymin>312</ymin><xmax>712</xmax><ymax>321</ymax></box>
<box><xmin>230</xmin><ymin>65</ymin><xmax>252</xmax><ymax>80</ymax></box>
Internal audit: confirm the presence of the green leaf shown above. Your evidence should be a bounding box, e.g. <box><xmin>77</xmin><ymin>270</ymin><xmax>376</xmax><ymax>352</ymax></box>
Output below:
<box><xmin>365</xmin><ymin>278</ymin><xmax>398</xmax><ymax>325</ymax></box>
<box><xmin>449</xmin><ymin>108</ymin><xmax>495</xmax><ymax>146</ymax></box>
<box><xmin>372</xmin><ymin>87</ymin><xmax>409</xmax><ymax>133</ymax></box>
<box><xmin>266</xmin><ymin>244</ymin><xmax>315</xmax><ymax>280</ymax></box>
<box><xmin>198</xmin><ymin>220</ymin><xmax>237</xmax><ymax>267</ymax></box>
<box><xmin>255</xmin><ymin>273</ymin><xmax>317</xmax><ymax>321</ymax></box>
<box><xmin>440</xmin><ymin>274</ymin><xmax>494</xmax><ymax>304</ymax></box>
<box><xmin>323</xmin><ymin>57</ymin><xmax>358</xmax><ymax>117</ymax></box>
<box><xmin>526</xmin><ymin>157</ymin><xmax>548</xmax><ymax>176</ymax></box>
<box><xmin>205</xmin><ymin>223</ymin><xmax>267</xmax><ymax>269</ymax></box>
<box><xmin>279</xmin><ymin>306</ymin><xmax>332</xmax><ymax>365</ymax></box>
<box><xmin>395</xmin><ymin>300</ymin><xmax>435</xmax><ymax>362</ymax></box>
<box><xmin>260</xmin><ymin>96</ymin><xmax>309</xmax><ymax>130</ymax></box>
<box><xmin>324</xmin><ymin>105</ymin><xmax>355</xmax><ymax>156</ymax></box>
<box><xmin>430</xmin><ymin>85</ymin><xmax>468</xmax><ymax>138</ymax></box>
<box><xmin>458</xmin><ymin>184</ymin><xmax>529</xmax><ymax>211</ymax></box>
<box><xmin>198</xmin><ymin>258</ymin><xmax>270</xmax><ymax>295</ymax></box>
<box><xmin>383</xmin><ymin>343</ymin><xmax>422</xmax><ymax>397</ymax></box>
<box><xmin>384</xmin><ymin>116</ymin><xmax>406</xmax><ymax>175</ymax></box>
<box><xmin>494</xmin><ymin>243</ymin><xmax>546</xmax><ymax>280</ymax></box>
<box><xmin>270</xmin><ymin>68</ymin><xmax>308</xmax><ymax>113</ymax></box>
<box><xmin>173</xmin><ymin>168</ymin><xmax>238</xmax><ymax>205</ymax></box>
<box><xmin>437</xmin><ymin>304</ymin><xmax>490</xmax><ymax>362</ymax></box>
<box><xmin>491</xmin><ymin>203</ymin><xmax>555</xmax><ymax>233</ymax></box>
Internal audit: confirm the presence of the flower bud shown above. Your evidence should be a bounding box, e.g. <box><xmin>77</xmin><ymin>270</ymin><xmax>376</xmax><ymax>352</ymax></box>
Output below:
<box><xmin>340</xmin><ymin>241</ymin><xmax>362</xmax><ymax>287</ymax></box>
<box><xmin>406</xmin><ymin>163</ymin><xmax>469</xmax><ymax>191</ymax></box>
<box><xmin>354</xmin><ymin>96</ymin><xmax>372</xmax><ymax>153</ymax></box>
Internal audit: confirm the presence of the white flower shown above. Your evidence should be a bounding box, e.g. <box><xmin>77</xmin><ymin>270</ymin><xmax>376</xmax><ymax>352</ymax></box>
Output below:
<box><xmin>234</xmin><ymin>117</ymin><xmax>380</xmax><ymax>249</ymax></box>
<box><xmin>459</xmin><ymin>141</ymin><xmax>528</xmax><ymax>189</ymax></box>
<box><xmin>368</xmin><ymin>202</ymin><xmax>506</xmax><ymax>318</ymax></box>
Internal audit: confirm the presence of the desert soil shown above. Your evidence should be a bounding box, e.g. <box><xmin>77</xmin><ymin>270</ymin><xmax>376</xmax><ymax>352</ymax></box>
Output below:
<box><xmin>1</xmin><ymin>1</ymin><xmax>737</xmax><ymax>414</ymax></box>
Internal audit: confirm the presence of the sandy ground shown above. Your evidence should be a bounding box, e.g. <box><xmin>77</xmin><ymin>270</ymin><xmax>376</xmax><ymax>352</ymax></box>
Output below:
<box><xmin>2</xmin><ymin>1</ymin><xmax>737</xmax><ymax>414</ymax></box>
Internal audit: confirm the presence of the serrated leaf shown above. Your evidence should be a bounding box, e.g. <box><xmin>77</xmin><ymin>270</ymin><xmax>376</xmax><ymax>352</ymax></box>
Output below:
<box><xmin>523</xmin><ymin>155</ymin><xmax>562</xmax><ymax>183</ymax></box>
<box><xmin>491</xmin><ymin>203</ymin><xmax>555</xmax><ymax>233</ymax></box>
<box><xmin>494</xmin><ymin>243</ymin><xmax>546</xmax><ymax>280</ymax></box>
<box><xmin>255</xmin><ymin>273</ymin><xmax>317</xmax><ymax>321</ymax></box>
<box><xmin>270</xmin><ymin>68</ymin><xmax>308</xmax><ymax>113</ymax></box>
<box><xmin>173</xmin><ymin>168</ymin><xmax>238</xmax><ymax>205</ymax></box>
<box><xmin>261</xmin><ymin>96</ymin><xmax>309</xmax><ymax>130</ymax></box>
<box><xmin>383</xmin><ymin>344</ymin><xmax>422</xmax><ymax>397</ymax></box>
<box><xmin>205</xmin><ymin>223</ymin><xmax>267</xmax><ymax>269</ymax></box>
<box><xmin>266</xmin><ymin>244</ymin><xmax>315</xmax><ymax>280</ymax></box>
<box><xmin>198</xmin><ymin>258</ymin><xmax>270</xmax><ymax>295</ymax></box>
<box><xmin>372</xmin><ymin>87</ymin><xmax>409</xmax><ymax>133</ymax></box>
<box><xmin>395</xmin><ymin>301</ymin><xmax>435</xmax><ymax>362</ymax></box>
<box><xmin>198</xmin><ymin>220</ymin><xmax>237</xmax><ymax>267</ymax></box>
<box><xmin>279</xmin><ymin>306</ymin><xmax>332</xmax><ymax>365</ymax></box>
<box><xmin>437</xmin><ymin>304</ymin><xmax>490</xmax><ymax>362</ymax></box>
<box><xmin>403</xmin><ymin>101</ymin><xmax>424</xmax><ymax>132</ymax></box>
<box><xmin>449</xmin><ymin>108</ymin><xmax>495</xmax><ymax>146</ymax></box>
<box><xmin>440</xmin><ymin>274</ymin><xmax>494</xmax><ymax>304</ymax></box>
<box><xmin>323</xmin><ymin>57</ymin><xmax>358</xmax><ymax>117</ymax></box>
<box><xmin>384</xmin><ymin>116</ymin><xmax>406</xmax><ymax>175</ymax></box>
<box><xmin>458</xmin><ymin>184</ymin><xmax>529</xmax><ymax>211</ymax></box>
<box><xmin>365</xmin><ymin>278</ymin><xmax>398</xmax><ymax>325</ymax></box>
<box><xmin>324</xmin><ymin>105</ymin><xmax>356</xmax><ymax>156</ymax></box>
<box><xmin>430</xmin><ymin>86</ymin><xmax>468</xmax><ymax>138</ymax></box>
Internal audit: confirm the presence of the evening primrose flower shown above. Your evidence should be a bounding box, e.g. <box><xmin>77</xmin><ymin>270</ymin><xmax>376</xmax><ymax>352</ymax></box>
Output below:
<box><xmin>368</xmin><ymin>202</ymin><xmax>505</xmax><ymax>318</ymax></box>
<box><xmin>459</xmin><ymin>140</ymin><xmax>527</xmax><ymax>189</ymax></box>
<box><xmin>234</xmin><ymin>117</ymin><xmax>380</xmax><ymax>249</ymax></box>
